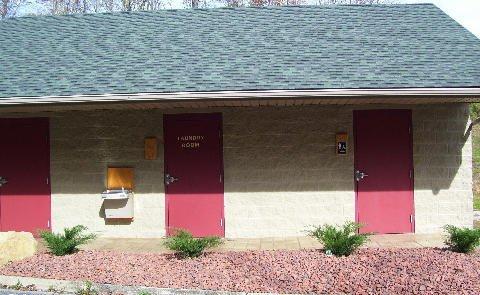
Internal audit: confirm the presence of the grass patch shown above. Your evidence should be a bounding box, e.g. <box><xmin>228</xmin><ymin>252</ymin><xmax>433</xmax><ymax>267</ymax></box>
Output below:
<box><xmin>472</xmin><ymin>123</ymin><xmax>480</xmax><ymax>210</ymax></box>
<box><xmin>474</xmin><ymin>193</ymin><xmax>480</xmax><ymax>211</ymax></box>
<box><xmin>472</xmin><ymin>127</ymin><xmax>480</xmax><ymax>167</ymax></box>
<box><xmin>75</xmin><ymin>281</ymin><xmax>97</xmax><ymax>295</ymax></box>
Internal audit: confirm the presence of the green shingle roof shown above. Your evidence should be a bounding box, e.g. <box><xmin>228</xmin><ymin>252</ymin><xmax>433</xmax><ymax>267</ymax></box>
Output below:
<box><xmin>0</xmin><ymin>4</ymin><xmax>479</xmax><ymax>99</ymax></box>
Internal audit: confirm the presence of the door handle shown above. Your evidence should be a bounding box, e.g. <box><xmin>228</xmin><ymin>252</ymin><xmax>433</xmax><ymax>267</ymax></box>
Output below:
<box><xmin>355</xmin><ymin>170</ymin><xmax>368</xmax><ymax>182</ymax></box>
<box><xmin>165</xmin><ymin>173</ymin><xmax>179</xmax><ymax>185</ymax></box>
<box><xmin>0</xmin><ymin>177</ymin><xmax>7</xmax><ymax>187</ymax></box>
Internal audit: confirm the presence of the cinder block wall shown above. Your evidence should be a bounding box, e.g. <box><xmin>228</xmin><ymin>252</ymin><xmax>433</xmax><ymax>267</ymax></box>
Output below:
<box><xmin>40</xmin><ymin>103</ymin><xmax>473</xmax><ymax>238</ymax></box>
<box><xmin>223</xmin><ymin>106</ymin><xmax>354</xmax><ymax>237</ymax></box>
<box><xmin>50</xmin><ymin>113</ymin><xmax>166</xmax><ymax>237</ymax></box>
<box><xmin>412</xmin><ymin>104</ymin><xmax>473</xmax><ymax>232</ymax></box>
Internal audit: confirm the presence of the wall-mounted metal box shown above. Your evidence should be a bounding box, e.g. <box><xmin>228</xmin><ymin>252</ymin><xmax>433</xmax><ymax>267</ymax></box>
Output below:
<box><xmin>101</xmin><ymin>189</ymin><xmax>134</xmax><ymax>219</ymax></box>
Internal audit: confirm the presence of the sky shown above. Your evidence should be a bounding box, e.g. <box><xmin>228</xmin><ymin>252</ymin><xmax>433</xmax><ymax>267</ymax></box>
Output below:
<box><xmin>400</xmin><ymin>0</ymin><xmax>480</xmax><ymax>38</ymax></box>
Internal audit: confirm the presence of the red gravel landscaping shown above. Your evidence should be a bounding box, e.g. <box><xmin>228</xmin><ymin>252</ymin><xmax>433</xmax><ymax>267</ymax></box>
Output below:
<box><xmin>1</xmin><ymin>248</ymin><xmax>479</xmax><ymax>294</ymax></box>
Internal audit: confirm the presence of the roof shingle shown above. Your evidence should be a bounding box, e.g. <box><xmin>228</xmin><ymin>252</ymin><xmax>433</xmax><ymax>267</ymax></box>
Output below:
<box><xmin>0</xmin><ymin>4</ymin><xmax>479</xmax><ymax>99</ymax></box>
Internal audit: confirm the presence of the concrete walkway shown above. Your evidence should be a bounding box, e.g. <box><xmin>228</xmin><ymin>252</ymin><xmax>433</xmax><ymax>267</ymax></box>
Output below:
<box><xmin>43</xmin><ymin>233</ymin><xmax>447</xmax><ymax>254</ymax></box>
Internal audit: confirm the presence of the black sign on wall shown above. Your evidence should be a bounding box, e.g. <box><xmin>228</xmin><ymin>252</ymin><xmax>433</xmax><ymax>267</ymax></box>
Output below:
<box><xmin>336</xmin><ymin>133</ymin><xmax>348</xmax><ymax>155</ymax></box>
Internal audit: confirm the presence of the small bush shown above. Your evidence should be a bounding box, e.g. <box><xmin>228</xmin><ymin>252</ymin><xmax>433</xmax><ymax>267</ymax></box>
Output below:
<box><xmin>308</xmin><ymin>222</ymin><xmax>370</xmax><ymax>257</ymax></box>
<box><xmin>40</xmin><ymin>225</ymin><xmax>96</xmax><ymax>256</ymax></box>
<box><xmin>164</xmin><ymin>229</ymin><xmax>222</xmax><ymax>258</ymax></box>
<box><xmin>444</xmin><ymin>225</ymin><xmax>480</xmax><ymax>253</ymax></box>
<box><xmin>9</xmin><ymin>281</ymin><xmax>23</xmax><ymax>290</ymax></box>
<box><xmin>47</xmin><ymin>285</ymin><xmax>65</xmax><ymax>293</ymax></box>
<box><xmin>75</xmin><ymin>281</ymin><xmax>97</xmax><ymax>295</ymax></box>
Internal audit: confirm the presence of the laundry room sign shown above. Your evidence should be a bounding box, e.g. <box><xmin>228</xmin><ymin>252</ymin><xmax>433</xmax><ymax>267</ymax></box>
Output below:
<box><xmin>178</xmin><ymin>135</ymin><xmax>205</xmax><ymax>149</ymax></box>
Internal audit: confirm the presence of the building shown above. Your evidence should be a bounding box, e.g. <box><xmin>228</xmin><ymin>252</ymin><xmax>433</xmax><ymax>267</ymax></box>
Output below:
<box><xmin>0</xmin><ymin>4</ymin><xmax>479</xmax><ymax>238</ymax></box>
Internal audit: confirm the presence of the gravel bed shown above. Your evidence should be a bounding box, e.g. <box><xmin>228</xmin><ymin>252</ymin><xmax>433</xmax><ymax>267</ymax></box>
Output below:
<box><xmin>1</xmin><ymin>248</ymin><xmax>479</xmax><ymax>294</ymax></box>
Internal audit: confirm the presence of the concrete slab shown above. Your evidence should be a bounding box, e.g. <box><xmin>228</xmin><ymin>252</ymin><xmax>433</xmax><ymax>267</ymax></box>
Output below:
<box><xmin>30</xmin><ymin>233</ymin><xmax>447</xmax><ymax>255</ymax></box>
<box><xmin>0</xmin><ymin>275</ymin><xmax>251</xmax><ymax>295</ymax></box>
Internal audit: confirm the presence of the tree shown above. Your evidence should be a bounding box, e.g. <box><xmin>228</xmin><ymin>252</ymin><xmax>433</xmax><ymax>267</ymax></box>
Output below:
<box><xmin>38</xmin><ymin>0</ymin><xmax>167</xmax><ymax>14</ymax></box>
<box><xmin>40</xmin><ymin>0</ymin><xmax>91</xmax><ymax>14</ymax></box>
<box><xmin>183</xmin><ymin>0</ymin><xmax>208</xmax><ymax>8</ymax></box>
<box><xmin>11</xmin><ymin>0</ymin><xmax>397</xmax><ymax>18</ymax></box>
<box><xmin>1</xmin><ymin>0</ymin><xmax>26</xmax><ymax>18</ymax></box>
<box><xmin>249</xmin><ymin>0</ymin><xmax>304</xmax><ymax>7</ymax></box>
<box><xmin>222</xmin><ymin>0</ymin><xmax>393</xmax><ymax>8</ymax></box>
<box><xmin>121</xmin><ymin>0</ymin><xmax>166</xmax><ymax>11</ymax></box>
<box><xmin>317</xmin><ymin>0</ymin><xmax>394</xmax><ymax>3</ymax></box>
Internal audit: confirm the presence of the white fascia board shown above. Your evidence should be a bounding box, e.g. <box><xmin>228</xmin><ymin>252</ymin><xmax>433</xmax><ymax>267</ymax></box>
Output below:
<box><xmin>0</xmin><ymin>88</ymin><xmax>480</xmax><ymax>105</ymax></box>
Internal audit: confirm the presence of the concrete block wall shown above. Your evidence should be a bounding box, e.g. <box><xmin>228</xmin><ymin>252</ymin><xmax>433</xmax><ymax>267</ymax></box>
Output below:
<box><xmin>49</xmin><ymin>112</ymin><xmax>166</xmax><ymax>237</ymax></box>
<box><xmin>412</xmin><ymin>104</ymin><xmax>473</xmax><ymax>232</ymax></box>
<box><xmin>34</xmin><ymin>103</ymin><xmax>473</xmax><ymax>237</ymax></box>
<box><xmin>223</xmin><ymin>106</ymin><xmax>354</xmax><ymax>237</ymax></box>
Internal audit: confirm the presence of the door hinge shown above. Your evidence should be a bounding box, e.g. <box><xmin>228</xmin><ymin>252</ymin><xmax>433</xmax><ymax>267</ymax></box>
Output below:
<box><xmin>408</xmin><ymin>126</ymin><xmax>411</xmax><ymax>134</ymax></box>
<box><xmin>220</xmin><ymin>218</ymin><xmax>223</xmax><ymax>227</ymax></box>
<box><xmin>46</xmin><ymin>177</ymin><xmax>49</xmax><ymax>185</ymax></box>
<box><xmin>47</xmin><ymin>220</ymin><xmax>50</xmax><ymax>228</ymax></box>
<box><xmin>219</xmin><ymin>174</ymin><xmax>222</xmax><ymax>183</ymax></box>
<box><xmin>409</xmin><ymin>170</ymin><xmax>412</xmax><ymax>179</ymax></box>
<box><xmin>410</xmin><ymin>215</ymin><xmax>414</xmax><ymax>224</ymax></box>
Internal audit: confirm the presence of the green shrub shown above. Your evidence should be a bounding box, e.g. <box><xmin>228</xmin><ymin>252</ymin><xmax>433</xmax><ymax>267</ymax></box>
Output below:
<box><xmin>444</xmin><ymin>225</ymin><xmax>480</xmax><ymax>253</ymax></box>
<box><xmin>47</xmin><ymin>285</ymin><xmax>65</xmax><ymax>293</ymax></box>
<box><xmin>164</xmin><ymin>229</ymin><xmax>222</xmax><ymax>258</ymax></box>
<box><xmin>9</xmin><ymin>280</ymin><xmax>23</xmax><ymax>290</ymax></box>
<box><xmin>75</xmin><ymin>281</ymin><xmax>97</xmax><ymax>295</ymax></box>
<box><xmin>7</xmin><ymin>281</ymin><xmax>36</xmax><ymax>291</ymax></box>
<box><xmin>40</xmin><ymin>225</ymin><xmax>96</xmax><ymax>256</ymax></box>
<box><xmin>308</xmin><ymin>222</ymin><xmax>370</xmax><ymax>257</ymax></box>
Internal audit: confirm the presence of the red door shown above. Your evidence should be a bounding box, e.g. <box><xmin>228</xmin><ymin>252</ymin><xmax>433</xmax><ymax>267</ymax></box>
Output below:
<box><xmin>354</xmin><ymin>110</ymin><xmax>414</xmax><ymax>234</ymax></box>
<box><xmin>164</xmin><ymin>113</ymin><xmax>224</xmax><ymax>237</ymax></box>
<box><xmin>0</xmin><ymin>118</ymin><xmax>51</xmax><ymax>235</ymax></box>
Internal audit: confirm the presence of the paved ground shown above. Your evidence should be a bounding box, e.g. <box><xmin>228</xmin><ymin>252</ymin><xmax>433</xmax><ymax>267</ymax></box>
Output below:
<box><xmin>0</xmin><ymin>291</ymin><xmax>52</xmax><ymax>295</ymax></box>
<box><xmin>34</xmin><ymin>233</ymin><xmax>447</xmax><ymax>254</ymax></box>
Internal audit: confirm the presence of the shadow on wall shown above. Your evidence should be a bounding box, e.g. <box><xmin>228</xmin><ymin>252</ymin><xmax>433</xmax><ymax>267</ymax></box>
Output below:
<box><xmin>44</xmin><ymin>105</ymin><xmax>470</xmax><ymax>196</ymax></box>
<box><xmin>98</xmin><ymin>201</ymin><xmax>133</xmax><ymax>225</ymax></box>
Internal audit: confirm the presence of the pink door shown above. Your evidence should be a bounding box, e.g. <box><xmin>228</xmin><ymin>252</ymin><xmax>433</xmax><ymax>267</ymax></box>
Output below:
<box><xmin>0</xmin><ymin>118</ymin><xmax>51</xmax><ymax>235</ymax></box>
<box><xmin>164</xmin><ymin>113</ymin><xmax>224</xmax><ymax>237</ymax></box>
<box><xmin>354</xmin><ymin>110</ymin><xmax>414</xmax><ymax>234</ymax></box>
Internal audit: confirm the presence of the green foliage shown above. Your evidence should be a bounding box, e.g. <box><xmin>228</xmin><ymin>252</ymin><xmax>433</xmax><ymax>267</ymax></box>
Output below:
<box><xmin>308</xmin><ymin>222</ymin><xmax>370</xmax><ymax>257</ymax></box>
<box><xmin>75</xmin><ymin>281</ymin><xmax>98</xmax><ymax>295</ymax></box>
<box><xmin>164</xmin><ymin>229</ymin><xmax>222</xmax><ymax>258</ymax></box>
<box><xmin>40</xmin><ymin>225</ymin><xmax>96</xmax><ymax>256</ymax></box>
<box><xmin>474</xmin><ymin>193</ymin><xmax>480</xmax><ymax>211</ymax></box>
<box><xmin>47</xmin><ymin>285</ymin><xmax>65</xmax><ymax>293</ymax></box>
<box><xmin>138</xmin><ymin>291</ymin><xmax>152</xmax><ymax>295</ymax></box>
<box><xmin>7</xmin><ymin>281</ymin><xmax>36</xmax><ymax>291</ymax></box>
<box><xmin>9</xmin><ymin>280</ymin><xmax>23</xmax><ymax>290</ymax></box>
<box><xmin>444</xmin><ymin>225</ymin><xmax>480</xmax><ymax>253</ymax></box>
<box><xmin>472</xmin><ymin>126</ymin><xmax>480</xmax><ymax>170</ymax></box>
<box><xmin>470</xmin><ymin>103</ymin><xmax>480</xmax><ymax>121</ymax></box>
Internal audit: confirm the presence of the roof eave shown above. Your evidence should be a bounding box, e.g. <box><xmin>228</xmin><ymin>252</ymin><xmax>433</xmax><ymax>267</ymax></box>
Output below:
<box><xmin>1</xmin><ymin>88</ymin><xmax>480</xmax><ymax>106</ymax></box>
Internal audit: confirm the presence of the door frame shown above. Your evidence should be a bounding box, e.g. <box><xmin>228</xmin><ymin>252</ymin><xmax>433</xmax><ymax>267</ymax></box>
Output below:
<box><xmin>353</xmin><ymin>109</ymin><xmax>415</xmax><ymax>233</ymax></box>
<box><xmin>0</xmin><ymin>117</ymin><xmax>51</xmax><ymax>233</ymax></box>
<box><xmin>163</xmin><ymin>113</ymin><xmax>225</xmax><ymax>237</ymax></box>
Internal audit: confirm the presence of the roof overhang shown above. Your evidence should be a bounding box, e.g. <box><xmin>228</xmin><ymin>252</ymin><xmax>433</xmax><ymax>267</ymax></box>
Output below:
<box><xmin>1</xmin><ymin>88</ymin><xmax>480</xmax><ymax>113</ymax></box>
